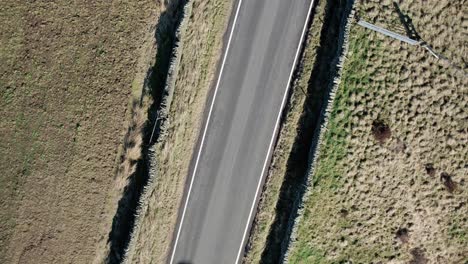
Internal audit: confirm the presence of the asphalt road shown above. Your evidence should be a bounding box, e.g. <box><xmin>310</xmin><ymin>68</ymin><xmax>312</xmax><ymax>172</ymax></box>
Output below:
<box><xmin>170</xmin><ymin>0</ymin><xmax>313</xmax><ymax>263</ymax></box>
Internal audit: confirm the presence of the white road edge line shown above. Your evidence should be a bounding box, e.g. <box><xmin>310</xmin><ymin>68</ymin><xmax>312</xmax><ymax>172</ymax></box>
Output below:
<box><xmin>234</xmin><ymin>0</ymin><xmax>315</xmax><ymax>263</ymax></box>
<box><xmin>169</xmin><ymin>0</ymin><xmax>244</xmax><ymax>263</ymax></box>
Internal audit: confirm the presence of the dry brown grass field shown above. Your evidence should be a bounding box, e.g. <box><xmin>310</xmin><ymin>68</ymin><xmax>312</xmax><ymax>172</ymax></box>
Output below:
<box><xmin>288</xmin><ymin>0</ymin><xmax>467</xmax><ymax>263</ymax></box>
<box><xmin>123</xmin><ymin>0</ymin><xmax>232</xmax><ymax>263</ymax></box>
<box><xmin>0</xmin><ymin>1</ymin><xmax>163</xmax><ymax>263</ymax></box>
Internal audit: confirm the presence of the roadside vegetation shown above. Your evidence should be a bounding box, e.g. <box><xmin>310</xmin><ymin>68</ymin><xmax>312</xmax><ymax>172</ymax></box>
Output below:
<box><xmin>287</xmin><ymin>0</ymin><xmax>467</xmax><ymax>263</ymax></box>
<box><xmin>122</xmin><ymin>0</ymin><xmax>232</xmax><ymax>263</ymax></box>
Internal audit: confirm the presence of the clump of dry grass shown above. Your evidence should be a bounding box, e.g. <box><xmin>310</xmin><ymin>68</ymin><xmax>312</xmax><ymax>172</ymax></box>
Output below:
<box><xmin>114</xmin><ymin>101</ymin><xmax>149</xmax><ymax>191</ymax></box>
<box><xmin>122</xmin><ymin>1</ymin><xmax>232</xmax><ymax>263</ymax></box>
<box><xmin>287</xmin><ymin>0</ymin><xmax>467</xmax><ymax>263</ymax></box>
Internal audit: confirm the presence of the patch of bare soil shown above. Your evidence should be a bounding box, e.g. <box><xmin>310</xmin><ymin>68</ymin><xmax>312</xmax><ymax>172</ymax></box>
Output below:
<box><xmin>395</xmin><ymin>227</ymin><xmax>409</xmax><ymax>244</ymax></box>
<box><xmin>372</xmin><ymin>119</ymin><xmax>391</xmax><ymax>143</ymax></box>
<box><xmin>440</xmin><ymin>172</ymin><xmax>457</xmax><ymax>194</ymax></box>
<box><xmin>410</xmin><ymin>247</ymin><xmax>428</xmax><ymax>264</ymax></box>
<box><xmin>0</xmin><ymin>1</ymin><xmax>161</xmax><ymax>263</ymax></box>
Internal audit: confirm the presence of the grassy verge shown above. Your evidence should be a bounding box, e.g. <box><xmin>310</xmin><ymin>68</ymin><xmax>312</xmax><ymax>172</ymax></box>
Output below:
<box><xmin>288</xmin><ymin>0</ymin><xmax>467</xmax><ymax>263</ymax></box>
<box><xmin>122</xmin><ymin>0</ymin><xmax>232</xmax><ymax>263</ymax></box>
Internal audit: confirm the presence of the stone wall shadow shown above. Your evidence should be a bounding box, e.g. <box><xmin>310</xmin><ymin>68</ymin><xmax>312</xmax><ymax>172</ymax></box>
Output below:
<box><xmin>105</xmin><ymin>1</ymin><xmax>188</xmax><ymax>263</ymax></box>
<box><xmin>393</xmin><ymin>1</ymin><xmax>422</xmax><ymax>41</ymax></box>
<box><xmin>259</xmin><ymin>0</ymin><xmax>353</xmax><ymax>263</ymax></box>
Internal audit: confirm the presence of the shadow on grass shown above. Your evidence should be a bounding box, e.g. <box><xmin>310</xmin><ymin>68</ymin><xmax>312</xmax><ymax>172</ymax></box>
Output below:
<box><xmin>258</xmin><ymin>0</ymin><xmax>354</xmax><ymax>263</ymax></box>
<box><xmin>393</xmin><ymin>2</ymin><xmax>421</xmax><ymax>41</ymax></box>
<box><xmin>393</xmin><ymin>1</ymin><xmax>466</xmax><ymax>75</ymax></box>
<box><xmin>105</xmin><ymin>0</ymin><xmax>188</xmax><ymax>263</ymax></box>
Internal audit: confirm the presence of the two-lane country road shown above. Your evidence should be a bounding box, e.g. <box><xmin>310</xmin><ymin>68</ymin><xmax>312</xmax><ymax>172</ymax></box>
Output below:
<box><xmin>170</xmin><ymin>0</ymin><xmax>313</xmax><ymax>263</ymax></box>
